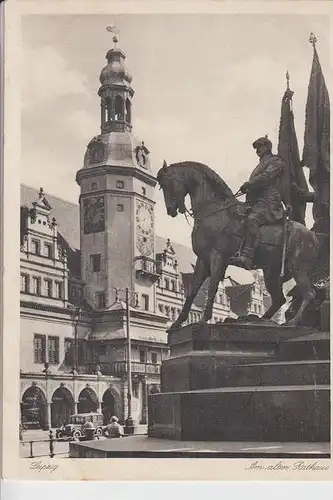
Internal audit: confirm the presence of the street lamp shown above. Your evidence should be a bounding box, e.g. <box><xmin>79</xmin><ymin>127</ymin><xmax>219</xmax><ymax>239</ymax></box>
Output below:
<box><xmin>70</xmin><ymin>306</ymin><xmax>81</xmax><ymax>374</ymax></box>
<box><xmin>115</xmin><ymin>287</ymin><xmax>138</xmax><ymax>434</ymax></box>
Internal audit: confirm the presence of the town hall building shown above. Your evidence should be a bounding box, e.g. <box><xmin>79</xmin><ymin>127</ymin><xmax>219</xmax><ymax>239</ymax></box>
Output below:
<box><xmin>20</xmin><ymin>35</ymin><xmax>267</xmax><ymax>430</ymax></box>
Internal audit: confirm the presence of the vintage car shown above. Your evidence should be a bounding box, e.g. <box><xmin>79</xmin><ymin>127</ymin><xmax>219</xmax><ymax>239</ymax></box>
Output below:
<box><xmin>56</xmin><ymin>413</ymin><xmax>104</xmax><ymax>439</ymax></box>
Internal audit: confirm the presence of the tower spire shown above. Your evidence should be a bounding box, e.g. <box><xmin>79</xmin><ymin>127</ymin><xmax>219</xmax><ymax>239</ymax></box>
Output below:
<box><xmin>99</xmin><ymin>26</ymin><xmax>133</xmax><ymax>133</ymax></box>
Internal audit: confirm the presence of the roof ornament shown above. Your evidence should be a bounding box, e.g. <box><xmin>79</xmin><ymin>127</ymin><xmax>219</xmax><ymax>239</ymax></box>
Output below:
<box><xmin>309</xmin><ymin>32</ymin><xmax>317</xmax><ymax>48</ymax></box>
<box><xmin>286</xmin><ymin>70</ymin><xmax>290</xmax><ymax>90</ymax></box>
<box><xmin>106</xmin><ymin>25</ymin><xmax>120</xmax><ymax>48</ymax></box>
<box><xmin>38</xmin><ymin>187</ymin><xmax>44</xmax><ymax>199</ymax></box>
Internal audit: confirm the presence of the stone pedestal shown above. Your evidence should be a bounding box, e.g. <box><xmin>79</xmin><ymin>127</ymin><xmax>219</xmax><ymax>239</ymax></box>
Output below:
<box><xmin>148</xmin><ymin>323</ymin><xmax>330</xmax><ymax>442</ymax></box>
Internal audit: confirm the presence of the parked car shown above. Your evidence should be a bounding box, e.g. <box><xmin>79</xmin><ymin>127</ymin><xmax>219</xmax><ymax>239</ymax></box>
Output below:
<box><xmin>56</xmin><ymin>413</ymin><xmax>104</xmax><ymax>440</ymax></box>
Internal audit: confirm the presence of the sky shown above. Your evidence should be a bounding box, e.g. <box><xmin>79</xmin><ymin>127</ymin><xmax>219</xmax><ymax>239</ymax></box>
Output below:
<box><xmin>21</xmin><ymin>13</ymin><xmax>330</xmax><ymax>247</ymax></box>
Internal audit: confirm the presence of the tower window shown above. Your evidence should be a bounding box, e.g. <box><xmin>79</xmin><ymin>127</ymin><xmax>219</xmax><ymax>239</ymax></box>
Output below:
<box><xmin>44</xmin><ymin>279</ymin><xmax>52</xmax><ymax>297</ymax></box>
<box><xmin>115</xmin><ymin>95</ymin><xmax>124</xmax><ymax>120</ymax></box>
<box><xmin>21</xmin><ymin>273</ymin><xmax>29</xmax><ymax>293</ymax></box>
<box><xmin>139</xmin><ymin>350</ymin><xmax>146</xmax><ymax>363</ymax></box>
<box><xmin>90</xmin><ymin>254</ymin><xmax>101</xmax><ymax>272</ymax></box>
<box><xmin>116</xmin><ymin>180</ymin><xmax>124</xmax><ymax>189</ymax></box>
<box><xmin>117</xmin><ymin>204</ymin><xmax>124</xmax><ymax>212</ymax></box>
<box><xmin>96</xmin><ymin>291</ymin><xmax>106</xmax><ymax>309</ymax></box>
<box><xmin>31</xmin><ymin>239</ymin><xmax>40</xmax><ymax>255</ymax></box>
<box><xmin>164</xmin><ymin>278</ymin><xmax>170</xmax><ymax>290</ymax></box>
<box><xmin>151</xmin><ymin>352</ymin><xmax>158</xmax><ymax>364</ymax></box>
<box><xmin>142</xmin><ymin>187</ymin><xmax>146</xmax><ymax>196</ymax></box>
<box><xmin>141</xmin><ymin>294</ymin><xmax>149</xmax><ymax>311</ymax></box>
<box><xmin>125</xmin><ymin>98</ymin><xmax>131</xmax><ymax>124</ymax></box>
<box><xmin>91</xmin><ymin>182</ymin><xmax>98</xmax><ymax>191</ymax></box>
<box><xmin>32</xmin><ymin>276</ymin><xmax>41</xmax><ymax>295</ymax></box>
<box><xmin>98</xmin><ymin>345</ymin><xmax>107</xmax><ymax>356</ymax></box>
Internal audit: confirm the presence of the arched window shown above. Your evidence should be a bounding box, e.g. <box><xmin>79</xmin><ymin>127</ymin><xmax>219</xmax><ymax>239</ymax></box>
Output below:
<box><xmin>115</xmin><ymin>95</ymin><xmax>124</xmax><ymax>120</ymax></box>
<box><xmin>125</xmin><ymin>98</ymin><xmax>131</xmax><ymax>124</ymax></box>
<box><xmin>103</xmin><ymin>97</ymin><xmax>111</xmax><ymax>122</ymax></box>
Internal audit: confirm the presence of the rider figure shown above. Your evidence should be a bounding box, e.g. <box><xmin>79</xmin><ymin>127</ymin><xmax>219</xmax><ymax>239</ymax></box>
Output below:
<box><xmin>229</xmin><ymin>136</ymin><xmax>286</xmax><ymax>270</ymax></box>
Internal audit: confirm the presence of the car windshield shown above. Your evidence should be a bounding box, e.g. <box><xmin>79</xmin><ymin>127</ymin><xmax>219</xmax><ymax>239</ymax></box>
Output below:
<box><xmin>69</xmin><ymin>416</ymin><xmax>85</xmax><ymax>424</ymax></box>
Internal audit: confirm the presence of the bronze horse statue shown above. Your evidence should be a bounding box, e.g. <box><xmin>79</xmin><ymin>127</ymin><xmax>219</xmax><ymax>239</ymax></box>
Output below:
<box><xmin>157</xmin><ymin>160</ymin><xmax>319</xmax><ymax>329</ymax></box>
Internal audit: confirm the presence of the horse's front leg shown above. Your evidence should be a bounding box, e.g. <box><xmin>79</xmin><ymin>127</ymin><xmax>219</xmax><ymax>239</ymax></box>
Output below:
<box><xmin>201</xmin><ymin>250</ymin><xmax>227</xmax><ymax>323</ymax></box>
<box><xmin>168</xmin><ymin>258</ymin><xmax>208</xmax><ymax>332</ymax></box>
<box><xmin>285</xmin><ymin>270</ymin><xmax>315</xmax><ymax>327</ymax></box>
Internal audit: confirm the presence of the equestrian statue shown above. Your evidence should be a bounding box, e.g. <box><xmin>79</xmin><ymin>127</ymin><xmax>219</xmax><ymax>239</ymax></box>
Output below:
<box><xmin>157</xmin><ymin>136</ymin><xmax>320</xmax><ymax>330</ymax></box>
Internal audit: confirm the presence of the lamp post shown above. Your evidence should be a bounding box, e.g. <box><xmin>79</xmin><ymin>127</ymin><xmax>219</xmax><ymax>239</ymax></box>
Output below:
<box><xmin>115</xmin><ymin>287</ymin><xmax>138</xmax><ymax>434</ymax></box>
<box><xmin>70</xmin><ymin>306</ymin><xmax>81</xmax><ymax>374</ymax></box>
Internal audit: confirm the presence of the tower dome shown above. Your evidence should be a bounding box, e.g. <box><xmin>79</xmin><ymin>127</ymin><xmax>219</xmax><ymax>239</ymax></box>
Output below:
<box><xmin>78</xmin><ymin>28</ymin><xmax>153</xmax><ymax>176</ymax></box>
<box><xmin>99</xmin><ymin>48</ymin><xmax>133</xmax><ymax>87</ymax></box>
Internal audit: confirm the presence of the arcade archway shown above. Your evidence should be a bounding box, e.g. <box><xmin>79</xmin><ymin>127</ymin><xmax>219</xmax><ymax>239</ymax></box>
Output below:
<box><xmin>102</xmin><ymin>389</ymin><xmax>116</xmax><ymax>424</ymax></box>
<box><xmin>21</xmin><ymin>385</ymin><xmax>47</xmax><ymax>429</ymax></box>
<box><xmin>51</xmin><ymin>386</ymin><xmax>75</xmax><ymax>428</ymax></box>
<box><xmin>78</xmin><ymin>387</ymin><xmax>98</xmax><ymax>414</ymax></box>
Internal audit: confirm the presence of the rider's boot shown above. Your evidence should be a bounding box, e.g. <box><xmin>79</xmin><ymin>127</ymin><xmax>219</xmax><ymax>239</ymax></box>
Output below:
<box><xmin>229</xmin><ymin>224</ymin><xmax>259</xmax><ymax>270</ymax></box>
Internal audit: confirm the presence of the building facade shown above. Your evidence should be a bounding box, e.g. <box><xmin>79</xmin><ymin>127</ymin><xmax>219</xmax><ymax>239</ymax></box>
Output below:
<box><xmin>20</xmin><ymin>37</ymin><xmax>266</xmax><ymax>430</ymax></box>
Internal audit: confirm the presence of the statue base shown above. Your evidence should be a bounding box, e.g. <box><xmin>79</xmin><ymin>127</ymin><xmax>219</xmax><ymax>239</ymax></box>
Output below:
<box><xmin>149</xmin><ymin>323</ymin><xmax>330</xmax><ymax>442</ymax></box>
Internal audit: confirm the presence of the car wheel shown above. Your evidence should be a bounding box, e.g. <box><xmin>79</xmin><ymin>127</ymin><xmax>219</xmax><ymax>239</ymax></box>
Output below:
<box><xmin>96</xmin><ymin>427</ymin><xmax>103</xmax><ymax>437</ymax></box>
<box><xmin>73</xmin><ymin>430</ymin><xmax>81</xmax><ymax>439</ymax></box>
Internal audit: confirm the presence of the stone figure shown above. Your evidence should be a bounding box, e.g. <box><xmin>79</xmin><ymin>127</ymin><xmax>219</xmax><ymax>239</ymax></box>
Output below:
<box><xmin>229</xmin><ymin>136</ymin><xmax>286</xmax><ymax>270</ymax></box>
<box><xmin>157</xmin><ymin>158</ymin><xmax>319</xmax><ymax>330</ymax></box>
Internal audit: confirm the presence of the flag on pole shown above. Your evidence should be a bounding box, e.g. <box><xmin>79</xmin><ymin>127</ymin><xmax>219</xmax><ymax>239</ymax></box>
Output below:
<box><xmin>302</xmin><ymin>33</ymin><xmax>330</xmax><ymax>235</ymax></box>
<box><xmin>278</xmin><ymin>73</ymin><xmax>309</xmax><ymax>225</ymax></box>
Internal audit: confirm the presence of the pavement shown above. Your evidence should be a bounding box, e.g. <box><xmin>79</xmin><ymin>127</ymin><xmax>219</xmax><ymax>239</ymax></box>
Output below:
<box><xmin>69</xmin><ymin>435</ymin><xmax>331</xmax><ymax>459</ymax></box>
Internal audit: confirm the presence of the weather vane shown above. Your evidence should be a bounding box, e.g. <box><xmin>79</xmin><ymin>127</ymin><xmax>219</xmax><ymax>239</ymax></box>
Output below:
<box><xmin>309</xmin><ymin>32</ymin><xmax>317</xmax><ymax>47</ymax></box>
<box><xmin>106</xmin><ymin>25</ymin><xmax>120</xmax><ymax>48</ymax></box>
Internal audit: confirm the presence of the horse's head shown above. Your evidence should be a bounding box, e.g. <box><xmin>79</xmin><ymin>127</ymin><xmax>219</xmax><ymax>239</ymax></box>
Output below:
<box><xmin>157</xmin><ymin>161</ymin><xmax>188</xmax><ymax>217</ymax></box>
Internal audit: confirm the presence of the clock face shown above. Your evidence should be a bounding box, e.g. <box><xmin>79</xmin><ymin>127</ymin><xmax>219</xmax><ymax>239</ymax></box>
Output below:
<box><xmin>83</xmin><ymin>197</ymin><xmax>105</xmax><ymax>234</ymax></box>
<box><xmin>136</xmin><ymin>203</ymin><xmax>154</xmax><ymax>236</ymax></box>
<box><xmin>136</xmin><ymin>202</ymin><xmax>154</xmax><ymax>256</ymax></box>
<box><xmin>137</xmin><ymin>234</ymin><xmax>154</xmax><ymax>257</ymax></box>
<box><xmin>89</xmin><ymin>140</ymin><xmax>106</xmax><ymax>164</ymax></box>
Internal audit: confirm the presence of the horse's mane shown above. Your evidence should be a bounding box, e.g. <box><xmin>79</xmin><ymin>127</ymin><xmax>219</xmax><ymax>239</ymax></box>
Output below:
<box><xmin>174</xmin><ymin>161</ymin><xmax>234</xmax><ymax>199</ymax></box>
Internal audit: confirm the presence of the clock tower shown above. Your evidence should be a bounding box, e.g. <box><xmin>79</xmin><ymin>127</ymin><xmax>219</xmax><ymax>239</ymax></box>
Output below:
<box><xmin>76</xmin><ymin>31</ymin><xmax>158</xmax><ymax>311</ymax></box>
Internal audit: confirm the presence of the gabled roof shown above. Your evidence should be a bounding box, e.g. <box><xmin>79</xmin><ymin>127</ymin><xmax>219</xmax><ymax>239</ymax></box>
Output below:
<box><xmin>21</xmin><ymin>184</ymin><xmax>80</xmax><ymax>251</ymax></box>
